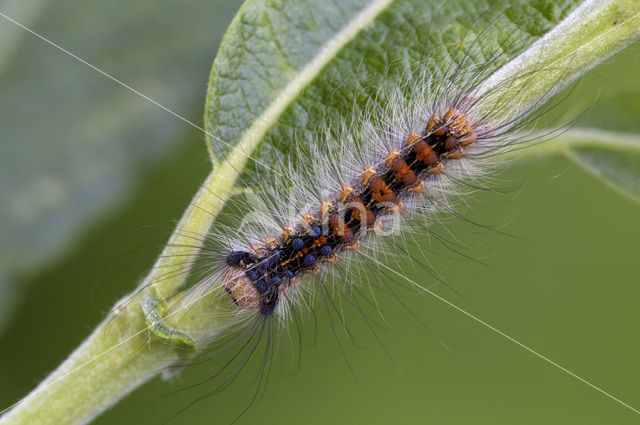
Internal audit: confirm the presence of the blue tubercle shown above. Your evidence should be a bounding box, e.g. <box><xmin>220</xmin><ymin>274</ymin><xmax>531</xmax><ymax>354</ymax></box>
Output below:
<box><xmin>255</xmin><ymin>279</ymin><xmax>267</xmax><ymax>294</ymax></box>
<box><xmin>292</xmin><ymin>238</ymin><xmax>304</xmax><ymax>250</ymax></box>
<box><xmin>245</xmin><ymin>268</ymin><xmax>259</xmax><ymax>281</ymax></box>
<box><xmin>320</xmin><ymin>245</ymin><xmax>333</xmax><ymax>256</ymax></box>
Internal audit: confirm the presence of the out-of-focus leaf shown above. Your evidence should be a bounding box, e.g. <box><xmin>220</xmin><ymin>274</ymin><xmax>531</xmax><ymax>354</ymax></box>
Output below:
<box><xmin>566</xmin><ymin>43</ymin><xmax>640</xmax><ymax>134</ymax></box>
<box><xmin>569</xmin><ymin>45</ymin><xmax>640</xmax><ymax>203</ymax></box>
<box><xmin>525</xmin><ymin>43</ymin><xmax>640</xmax><ymax>204</ymax></box>
<box><xmin>571</xmin><ymin>143</ymin><xmax>640</xmax><ymax>202</ymax></box>
<box><xmin>529</xmin><ymin>129</ymin><xmax>640</xmax><ymax>203</ymax></box>
<box><xmin>0</xmin><ymin>0</ymin><xmax>243</xmax><ymax>331</ymax></box>
<box><xmin>0</xmin><ymin>0</ymin><xmax>47</xmax><ymax>72</ymax></box>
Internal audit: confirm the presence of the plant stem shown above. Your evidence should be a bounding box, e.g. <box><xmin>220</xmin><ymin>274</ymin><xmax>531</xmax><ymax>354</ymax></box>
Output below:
<box><xmin>0</xmin><ymin>167</ymin><xmax>239</xmax><ymax>425</ymax></box>
<box><xmin>0</xmin><ymin>299</ymin><xmax>175</xmax><ymax>425</ymax></box>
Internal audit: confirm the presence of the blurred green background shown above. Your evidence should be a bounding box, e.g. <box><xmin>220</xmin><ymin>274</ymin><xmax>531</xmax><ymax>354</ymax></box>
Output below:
<box><xmin>1</xmin><ymin>1</ymin><xmax>639</xmax><ymax>424</ymax></box>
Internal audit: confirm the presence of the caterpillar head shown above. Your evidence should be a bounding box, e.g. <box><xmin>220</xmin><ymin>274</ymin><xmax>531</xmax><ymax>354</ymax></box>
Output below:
<box><xmin>224</xmin><ymin>250</ymin><xmax>284</xmax><ymax>315</ymax></box>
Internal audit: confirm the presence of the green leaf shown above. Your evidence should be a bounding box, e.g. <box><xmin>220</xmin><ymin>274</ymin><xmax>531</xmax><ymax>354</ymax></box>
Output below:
<box><xmin>529</xmin><ymin>129</ymin><xmax>640</xmax><ymax>203</ymax></box>
<box><xmin>572</xmin><ymin>141</ymin><xmax>640</xmax><ymax>203</ymax></box>
<box><xmin>205</xmin><ymin>0</ymin><xmax>584</xmax><ymax>169</ymax></box>
<box><xmin>0</xmin><ymin>0</ymin><xmax>244</xmax><ymax>331</ymax></box>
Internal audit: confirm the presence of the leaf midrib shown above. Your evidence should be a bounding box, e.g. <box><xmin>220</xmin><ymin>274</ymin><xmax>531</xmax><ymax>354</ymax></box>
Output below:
<box><xmin>206</xmin><ymin>0</ymin><xmax>394</xmax><ymax>176</ymax></box>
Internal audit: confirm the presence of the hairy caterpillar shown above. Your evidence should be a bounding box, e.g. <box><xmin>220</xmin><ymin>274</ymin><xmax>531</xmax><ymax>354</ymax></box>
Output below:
<box><xmin>126</xmin><ymin>1</ymin><xmax>640</xmax><ymax>422</ymax></box>
<box><xmin>222</xmin><ymin>99</ymin><xmax>494</xmax><ymax>315</ymax></box>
